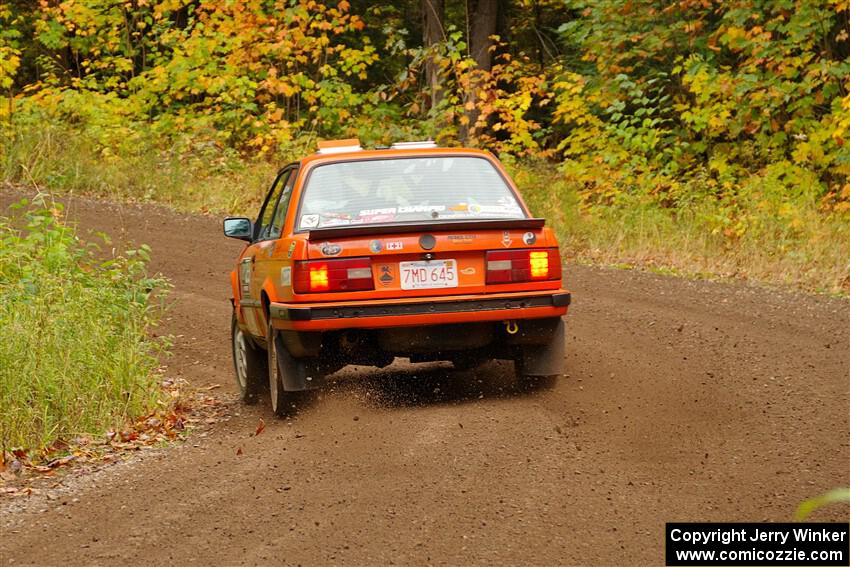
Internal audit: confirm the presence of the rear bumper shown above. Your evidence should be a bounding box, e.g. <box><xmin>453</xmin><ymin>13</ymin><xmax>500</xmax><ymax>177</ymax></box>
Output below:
<box><xmin>270</xmin><ymin>290</ymin><xmax>570</xmax><ymax>331</ymax></box>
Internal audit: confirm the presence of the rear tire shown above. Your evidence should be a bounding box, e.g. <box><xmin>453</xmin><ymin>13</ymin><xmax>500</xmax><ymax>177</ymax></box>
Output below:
<box><xmin>268</xmin><ymin>321</ymin><xmax>312</xmax><ymax>417</ymax></box>
<box><xmin>232</xmin><ymin>314</ymin><xmax>267</xmax><ymax>404</ymax></box>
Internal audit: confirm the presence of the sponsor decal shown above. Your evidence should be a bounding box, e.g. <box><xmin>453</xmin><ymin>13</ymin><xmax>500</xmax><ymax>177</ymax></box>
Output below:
<box><xmin>398</xmin><ymin>205</ymin><xmax>446</xmax><ymax>214</ymax></box>
<box><xmin>378</xmin><ymin>264</ymin><xmax>394</xmax><ymax>287</ymax></box>
<box><xmin>468</xmin><ymin>203</ymin><xmax>482</xmax><ymax>215</ymax></box>
<box><xmin>358</xmin><ymin>208</ymin><xmax>397</xmax><ymax>223</ymax></box>
<box><xmin>280</xmin><ymin>267</ymin><xmax>292</xmax><ymax>286</ymax></box>
<box><xmin>300</xmin><ymin>214</ymin><xmax>319</xmax><ymax>228</ymax></box>
<box><xmin>501</xmin><ymin>231</ymin><xmax>513</xmax><ymax>247</ymax></box>
<box><xmin>359</xmin><ymin>207</ymin><xmax>397</xmax><ymax>216</ymax></box>
<box><xmin>447</xmin><ymin>234</ymin><xmax>475</xmax><ymax>243</ymax></box>
<box><xmin>369</xmin><ymin>239</ymin><xmax>383</xmax><ymax>253</ymax></box>
<box><xmin>316</xmin><ymin>212</ymin><xmax>353</xmax><ymax>228</ymax></box>
<box><xmin>360</xmin><ymin>214</ymin><xmax>395</xmax><ymax>224</ymax></box>
<box><xmin>386</xmin><ymin>241</ymin><xmax>403</xmax><ymax>251</ymax></box>
<box><xmin>320</xmin><ymin>242</ymin><xmax>342</xmax><ymax>256</ymax></box>
<box><xmin>480</xmin><ymin>204</ymin><xmax>519</xmax><ymax>214</ymax></box>
<box><xmin>287</xmin><ymin>241</ymin><xmax>296</xmax><ymax>258</ymax></box>
<box><xmin>523</xmin><ymin>231</ymin><xmax>537</xmax><ymax>245</ymax></box>
<box><xmin>460</xmin><ymin>267</ymin><xmax>476</xmax><ymax>276</ymax></box>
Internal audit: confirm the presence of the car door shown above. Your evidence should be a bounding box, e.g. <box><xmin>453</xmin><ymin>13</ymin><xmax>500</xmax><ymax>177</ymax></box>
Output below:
<box><xmin>249</xmin><ymin>166</ymin><xmax>299</xmax><ymax>335</ymax></box>
<box><xmin>240</xmin><ymin>168</ymin><xmax>292</xmax><ymax>337</ymax></box>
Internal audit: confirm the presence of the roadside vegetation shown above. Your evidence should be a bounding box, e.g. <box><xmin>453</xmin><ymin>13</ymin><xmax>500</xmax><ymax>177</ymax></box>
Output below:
<box><xmin>0</xmin><ymin>0</ymin><xmax>848</xmax><ymax>293</ymax></box>
<box><xmin>0</xmin><ymin>197</ymin><xmax>169</xmax><ymax>456</ymax></box>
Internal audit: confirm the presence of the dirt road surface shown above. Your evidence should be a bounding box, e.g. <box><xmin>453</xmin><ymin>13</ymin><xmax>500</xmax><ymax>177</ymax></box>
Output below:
<box><xmin>1</xmin><ymin>188</ymin><xmax>848</xmax><ymax>566</ymax></box>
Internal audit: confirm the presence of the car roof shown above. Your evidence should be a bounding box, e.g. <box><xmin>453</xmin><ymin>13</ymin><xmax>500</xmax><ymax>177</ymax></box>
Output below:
<box><xmin>298</xmin><ymin>146</ymin><xmax>496</xmax><ymax>168</ymax></box>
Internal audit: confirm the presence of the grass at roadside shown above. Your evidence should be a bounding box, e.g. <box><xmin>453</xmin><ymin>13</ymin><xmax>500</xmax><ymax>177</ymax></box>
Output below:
<box><xmin>3</xmin><ymin>125</ymin><xmax>848</xmax><ymax>294</ymax></box>
<box><xmin>0</xmin><ymin>196</ymin><xmax>169</xmax><ymax>455</ymax></box>
<box><xmin>1</xmin><ymin>123</ymin><xmax>283</xmax><ymax>215</ymax></box>
<box><xmin>511</xmin><ymin>161</ymin><xmax>850</xmax><ymax>295</ymax></box>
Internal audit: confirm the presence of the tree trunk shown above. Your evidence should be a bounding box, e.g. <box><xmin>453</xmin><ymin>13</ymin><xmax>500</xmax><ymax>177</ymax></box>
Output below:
<box><xmin>421</xmin><ymin>0</ymin><xmax>444</xmax><ymax>112</ymax></box>
<box><xmin>461</xmin><ymin>0</ymin><xmax>499</xmax><ymax>144</ymax></box>
<box><xmin>468</xmin><ymin>0</ymin><xmax>498</xmax><ymax>72</ymax></box>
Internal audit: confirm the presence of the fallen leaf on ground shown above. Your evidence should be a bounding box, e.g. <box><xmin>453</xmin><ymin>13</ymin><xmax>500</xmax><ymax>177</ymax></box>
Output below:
<box><xmin>1</xmin><ymin>377</ymin><xmax>230</xmax><ymax>495</ymax></box>
<box><xmin>255</xmin><ymin>418</ymin><xmax>266</xmax><ymax>437</ymax></box>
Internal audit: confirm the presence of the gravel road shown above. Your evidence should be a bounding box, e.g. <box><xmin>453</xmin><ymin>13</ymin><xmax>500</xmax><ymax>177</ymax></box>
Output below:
<box><xmin>1</xmin><ymin>189</ymin><xmax>847</xmax><ymax>566</ymax></box>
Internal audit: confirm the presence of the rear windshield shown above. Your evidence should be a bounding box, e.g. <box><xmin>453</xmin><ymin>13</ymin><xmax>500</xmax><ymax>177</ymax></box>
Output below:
<box><xmin>296</xmin><ymin>156</ymin><xmax>525</xmax><ymax>230</ymax></box>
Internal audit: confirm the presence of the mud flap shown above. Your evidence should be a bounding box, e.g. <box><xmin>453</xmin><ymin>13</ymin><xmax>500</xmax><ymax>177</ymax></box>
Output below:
<box><xmin>273</xmin><ymin>331</ymin><xmax>324</xmax><ymax>391</ymax></box>
<box><xmin>519</xmin><ymin>318</ymin><xmax>565</xmax><ymax>377</ymax></box>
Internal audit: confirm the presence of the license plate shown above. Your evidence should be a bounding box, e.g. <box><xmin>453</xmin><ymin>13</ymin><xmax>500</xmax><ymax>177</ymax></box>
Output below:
<box><xmin>399</xmin><ymin>259</ymin><xmax>458</xmax><ymax>290</ymax></box>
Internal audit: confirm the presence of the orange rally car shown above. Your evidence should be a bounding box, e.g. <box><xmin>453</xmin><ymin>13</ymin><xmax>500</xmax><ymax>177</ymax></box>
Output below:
<box><xmin>224</xmin><ymin>139</ymin><xmax>571</xmax><ymax>415</ymax></box>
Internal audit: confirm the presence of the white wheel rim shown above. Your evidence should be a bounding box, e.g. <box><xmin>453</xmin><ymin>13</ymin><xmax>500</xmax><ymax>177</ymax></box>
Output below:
<box><xmin>234</xmin><ymin>328</ymin><xmax>248</xmax><ymax>390</ymax></box>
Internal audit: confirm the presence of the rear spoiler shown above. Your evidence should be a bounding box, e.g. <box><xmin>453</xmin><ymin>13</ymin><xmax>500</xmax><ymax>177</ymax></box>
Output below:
<box><xmin>306</xmin><ymin>218</ymin><xmax>545</xmax><ymax>240</ymax></box>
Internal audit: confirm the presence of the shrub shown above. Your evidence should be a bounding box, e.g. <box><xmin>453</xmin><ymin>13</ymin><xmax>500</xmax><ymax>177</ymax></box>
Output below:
<box><xmin>0</xmin><ymin>196</ymin><xmax>169</xmax><ymax>453</ymax></box>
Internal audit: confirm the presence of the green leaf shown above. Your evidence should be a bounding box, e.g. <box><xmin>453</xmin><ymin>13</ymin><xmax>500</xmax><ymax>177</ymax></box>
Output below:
<box><xmin>794</xmin><ymin>488</ymin><xmax>850</xmax><ymax>521</ymax></box>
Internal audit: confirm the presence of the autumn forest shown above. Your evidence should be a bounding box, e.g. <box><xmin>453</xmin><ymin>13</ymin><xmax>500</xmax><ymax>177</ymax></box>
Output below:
<box><xmin>1</xmin><ymin>0</ymin><xmax>849</xmax><ymax>291</ymax></box>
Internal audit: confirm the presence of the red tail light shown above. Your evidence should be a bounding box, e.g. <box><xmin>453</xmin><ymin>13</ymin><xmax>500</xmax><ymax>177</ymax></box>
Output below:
<box><xmin>293</xmin><ymin>257</ymin><xmax>374</xmax><ymax>293</ymax></box>
<box><xmin>486</xmin><ymin>249</ymin><xmax>561</xmax><ymax>284</ymax></box>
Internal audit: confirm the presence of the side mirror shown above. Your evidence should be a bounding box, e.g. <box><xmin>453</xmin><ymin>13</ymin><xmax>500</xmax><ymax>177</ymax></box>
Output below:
<box><xmin>223</xmin><ymin>217</ymin><xmax>253</xmax><ymax>242</ymax></box>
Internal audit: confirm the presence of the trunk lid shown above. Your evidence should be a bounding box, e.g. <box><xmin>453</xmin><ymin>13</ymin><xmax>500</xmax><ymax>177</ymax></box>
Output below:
<box><xmin>305</xmin><ymin>222</ymin><xmax>555</xmax><ymax>298</ymax></box>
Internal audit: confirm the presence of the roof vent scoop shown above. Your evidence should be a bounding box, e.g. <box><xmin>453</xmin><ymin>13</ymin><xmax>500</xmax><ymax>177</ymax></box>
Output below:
<box><xmin>317</xmin><ymin>138</ymin><xmax>363</xmax><ymax>154</ymax></box>
<box><xmin>390</xmin><ymin>140</ymin><xmax>437</xmax><ymax>149</ymax></box>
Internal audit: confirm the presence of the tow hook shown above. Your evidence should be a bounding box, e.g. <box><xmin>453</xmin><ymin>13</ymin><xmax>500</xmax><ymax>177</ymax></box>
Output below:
<box><xmin>504</xmin><ymin>320</ymin><xmax>519</xmax><ymax>335</ymax></box>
